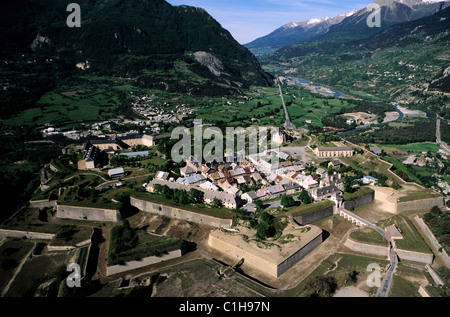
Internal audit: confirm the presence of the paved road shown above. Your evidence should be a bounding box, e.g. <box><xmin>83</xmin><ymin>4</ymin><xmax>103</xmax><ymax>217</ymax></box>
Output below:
<box><xmin>377</xmin><ymin>245</ymin><xmax>398</xmax><ymax>297</ymax></box>
<box><xmin>280</xmin><ymin>146</ymin><xmax>313</xmax><ymax>163</ymax></box>
<box><xmin>367</xmin><ymin>221</ymin><xmax>398</xmax><ymax>297</ymax></box>
<box><xmin>277</xmin><ymin>78</ymin><xmax>296</xmax><ymax>130</ymax></box>
<box><xmin>340</xmin><ymin>208</ymin><xmax>398</xmax><ymax>297</ymax></box>
<box><xmin>437</xmin><ymin>115</ymin><xmax>442</xmax><ymax>144</ymax></box>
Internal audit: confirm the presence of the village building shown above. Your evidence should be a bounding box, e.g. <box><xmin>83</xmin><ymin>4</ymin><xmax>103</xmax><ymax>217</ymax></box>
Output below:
<box><xmin>146</xmin><ymin>179</ymin><xmax>239</xmax><ymax>209</ymax></box>
<box><xmin>78</xmin><ymin>144</ymin><xmax>108</xmax><ymax>170</ymax></box>
<box><xmin>84</xmin><ymin>145</ymin><xmax>102</xmax><ymax>169</ymax></box>
<box><xmin>363</xmin><ymin>176</ymin><xmax>379</xmax><ymax>185</ymax></box>
<box><xmin>199</xmin><ymin>181</ymin><xmax>220</xmax><ymax>191</ymax></box>
<box><xmin>119</xmin><ymin>151</ymin><xmax>150</xmax><ymax>158</ymax></box>
<box><xmin>310</xmin><ymin>185</ymin><xmax>341</xmax><ymax>202</ymax></box>
<box><xmin>256</xmin><ymin>188</ymin><xmax>268</xmax><ymax>200</ymax></box>
<box><xmin>316</xmin><ymin>168</ymin><xmax>327</xmax><ymax>179</ymax></box>
<box><xmin>242</xmin><ymin>191</ymin><xmax>259</xmax><ymax>204</ymax></box>
<box><xmin>328</xmin><ymin>159</ymin><xmax>343</xmax><ymax>170</ymax></box>
<box><xmin>180</xmin><ymin>165</ymin><xmax>198</xmax><ymax>177</ymax></box>
<box><xmin>84</xmin><ymin>134</ymin><xmax>170</xmax><ymax>151</ymax></box>
<box><xmin>284</xmin><ymin>182</ymin><xmax>301</xmax><ymax>194</ymax></box>
<box><xmin>293</xmin><ymin>174</ymin><xmax>318</xmax><ymax>189</ymax></box>
<box><xmin>314</xmin><ymin>147</ymin><xmax>354</xmax><ymax>158</ymax></box>
<box><xmin>108</xmin><ymin>167</ymin><xmax>125</xmax><ymax>178</ymax></box>
<box><xmin>155</xmin><ymin>171</ymin><xmax>170</xmax><ymax>181</ymax></box>
<box><xmin>320</xmin><ymin>173</ymin><xmax>344</xmax><ymax>190</ymax></box>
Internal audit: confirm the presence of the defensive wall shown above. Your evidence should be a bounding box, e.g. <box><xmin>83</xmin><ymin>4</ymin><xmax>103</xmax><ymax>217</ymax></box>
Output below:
<box><xmin>47</xmin><ymin>245</ymin><xmax>76</xmax><ymax>252</ymax></box>
<box><xmin>29</xmin><ymin>200</ymin><xmax>57</xmax><ymax>209</ymax></box>
<box><xmin>397</xmin><ymin>196</ymin><xmax>444</xmax><ymax>213</ymax></box>
<box><xmin>208</xmin><ymin>232</ymin><xmax>280</xmax><ymax>278</ymax></box>
<box><xmin>344</xmin><ymin>236</ymin><xmax>433</xmax><ymax>264</ymax></box>
<box><xmin>344</xmin><ymin>237</ymin><xmax>389</xmax><ymax>258</ymax></box>
<box><xmin>343</xmin><ymin>190</ymin><xmax>375</xmax><ymax>210</ymax></box>
<box><xmin>415</xmin><ymin>216</ymin><xmax>450</xmax><ymax>267</ymax></box>
<box><xmin>395</xmin><ymin>249</ymin><xmax>434</xmax><ymax>265</ymax></box>
<box><xmin>425</xmin><ymin>264</ymin><xmax>445</xmax><ymax>286</ymax></box>
<box><xmin>277</xmin><ymin>233</ymin><xmax>323</xmax><ymax>276</ymax></box>
<box><xmin>0</xmin><ymin>229</ymin><xmax>55</xmax><ymax>240</ymax></box>
<box><xmin>293</xmin><ymin>205</ymin><xmax>335</xmax><ymax>226</ymax></box>
<box><xmin>56</xmin><ymin>205</ymin><xmax>122</xmax><ymax>222</ymax></box>
<box><xmin>208</xmin><ymin>225</ymin><xmax>323</xmax><ymax>278</ymax></box>
<box><xmin>130</xmin><ymin>196</ymin><xmax>233</xmax><ymax>229</ymax></box>
<box><xmin>106</xmin><ymin>249</ymin><xmax>183</xmax><ymax>276</ymax></box>
<box><xmin>371</xmin><ymin>186</ymin><xmax>444</xmax><ymax>213</ymax></box>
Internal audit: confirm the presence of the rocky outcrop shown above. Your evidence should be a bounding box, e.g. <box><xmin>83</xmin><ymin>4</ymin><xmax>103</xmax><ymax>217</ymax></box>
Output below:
<box><xmin>30</xmin><ymin>34</ymin><xmax>51</xmax><ymax>51</ymax></box>
<box><xmin>194</xmin><ymin>51</ymin><xmax>231</xmax><ymax>77</ymax></box>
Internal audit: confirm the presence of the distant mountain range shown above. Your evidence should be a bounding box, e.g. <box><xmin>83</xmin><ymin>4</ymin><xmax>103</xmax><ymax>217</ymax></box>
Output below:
<box><xmin>262</xmin><ymin>4</ymin><xmax>450</xmax><ymax>118</ymax></box>
<box><xmin>246</xmin><ymin>0</ymin><xmax>449</xmax><ymax>57</ymax></box>
<box><xmin>0</xmin><ymin>0</ymin><xmax>273</xmax><ymax>101</ymax></box>
<box><xmin>244</xmin><ymin>10</ymin><xmax>357</xmax><ymax>57</ymax></box>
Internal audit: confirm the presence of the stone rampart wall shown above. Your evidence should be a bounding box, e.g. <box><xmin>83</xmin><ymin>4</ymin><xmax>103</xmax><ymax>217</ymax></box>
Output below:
<box><xmin>343</xmin><ymin>192</ymin><xmax>375</xmax><ymax>210</ymax></box>
<box><xmin>57</xmin><ymin>205</ymin><xmax>121</xmax><ymax>222</ymax></box>
<box><xmin>208</xmin><ymin>233</ymin><xmax>279</xmax><ymax>277</ymax></box>
<box><xmin>106</xmin><ymin>250</ymin><xmax>182</xmax><ymax>276</ymax></box>
<box><xmin>293</xmin><ymin>206</ymin><xmax>334</xmax><ymax>226</ymax></box>
<box><xmin>29</xmin><ymin>200</ymin><xmax>57</xmax><ymax>209</ymax></box>
<box><xmin>414</xmin><ymin>216</ymin><xmax>450</xmax><ymax>267</ymax></box>
<box><xmin>277</xmin><ymin>234</ymin><xmax>323</xmax><ymax>276</ymax></box>
<box><xmin>397</xmin><ymin>197</ymin><xmax>444</xmax><ymax>213</ymax></box>
<box><xmin>47</xmin><ymin>245</ymin><xmax>76</xmax><ymax>252</ymax></box>
<box><xmin>130</xmin><ymin>197</ymin><xmax>233</xmax><ymax>228</ymax></box>
<box><xmin>426</xmin><ymin>265</ymin><xmax>445</xmax><ymax>286</ymax></box>
<box><xmin>208</xmin><ymin>229</ymin><xmax>323</xmax><ymax>278</ymax></box>
<box><xmin>0</xmin><ymin>229</ymin><xmax>55</xmax><ymax>240</ymax></box>
<box><xmin>396</xmin><ymin>249</ymin><xmax>434</xmax><ymax>265</ymax></box>
<box><xmin>344</xmin><ymin>237</ymin><xmax>389</xmax><ymax>257</ymax></box>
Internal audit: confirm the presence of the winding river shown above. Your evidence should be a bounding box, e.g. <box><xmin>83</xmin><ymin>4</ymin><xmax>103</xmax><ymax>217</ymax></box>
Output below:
<box><xmin>337</xmin><ymin>104</ymin><xmax>404</xmax><ymax>136</ymax></box>
<box><xmin>286</xmin><ymin>77</ymin><xmax>405</xmax><ymax>135</ymax></box>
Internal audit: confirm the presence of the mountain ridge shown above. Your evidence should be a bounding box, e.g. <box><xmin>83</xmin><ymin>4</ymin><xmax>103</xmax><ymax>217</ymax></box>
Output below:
<box><xmin>262</xmin><ymin>5</ymin><xmax>450</xmax><ymax>118</ymax></box>
<box><xmin>249</xmin><ymin>0</ymin><xmax>449</xmax><ymax>58</ymax></box>
<box><xmin>244</xmin><ymin>9</ymin><xmax>358</xmax><ymax>57</ymax></box>
<box><xmin>0</xmin><ymin>0</ymin><xmax>273</xmax><ymax>104</ymax></box>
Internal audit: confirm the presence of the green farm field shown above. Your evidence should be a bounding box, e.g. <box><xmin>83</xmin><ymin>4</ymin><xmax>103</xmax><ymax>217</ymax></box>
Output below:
<box><xmin>5</xmin><ymin>75</ymin><xmax>131</xmax><ymax>126</ymax></box>
<box><xmin>378</xmin><ymin>143</ymin><xmax>440</xmax><ymax>154</ymax></box>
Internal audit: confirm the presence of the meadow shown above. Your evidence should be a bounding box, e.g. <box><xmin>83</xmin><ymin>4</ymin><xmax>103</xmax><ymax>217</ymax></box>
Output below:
<box><xmin>378</xmin><ymin>142</ymin><xmax>440</xmax><ymax>154</ymax></box>
<box><xmin>5</xmin><ymin>75</ymin><xmax>132</xmax><ymax>127</ymax></box>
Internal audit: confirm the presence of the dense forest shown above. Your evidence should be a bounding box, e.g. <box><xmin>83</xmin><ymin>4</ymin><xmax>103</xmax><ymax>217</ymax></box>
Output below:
<box><xmin>0</xmin><ymin>0</ymin><xmax>273</xmax><ymax>99</ymax></box>
<box><xmin>343</xmin><ymin>119</ymin><xmax>447</xmax><ymax>145</ymax></box>
<box><xmin>423</xmin><ymin>206</ymin><xmax>450</xmax><ymax>253</ymax></box>
<box><xmin>0</xmin><ymin>126</ymin><xmax>75</xmax><ymax>223</ymax></box>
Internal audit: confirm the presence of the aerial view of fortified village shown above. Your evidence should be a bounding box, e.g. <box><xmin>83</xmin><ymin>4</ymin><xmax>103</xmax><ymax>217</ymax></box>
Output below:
<box><xmin>0</xmin><ymin>0</ymin><xmax>449</xmax><ymax>303</ymax></box>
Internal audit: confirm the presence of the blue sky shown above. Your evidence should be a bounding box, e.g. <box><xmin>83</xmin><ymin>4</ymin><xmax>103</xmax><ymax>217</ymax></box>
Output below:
<box><xmin>167</xmin><ymin>0</ymin><xmax>373</xmax><ymax>44</ymax></box>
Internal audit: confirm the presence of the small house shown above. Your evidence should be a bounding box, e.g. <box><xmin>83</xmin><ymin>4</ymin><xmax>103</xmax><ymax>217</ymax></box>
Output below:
<box><xmin>108</xmin><ymin>168</ymin><xmax>125</xmax><ymax>178</ymax></box>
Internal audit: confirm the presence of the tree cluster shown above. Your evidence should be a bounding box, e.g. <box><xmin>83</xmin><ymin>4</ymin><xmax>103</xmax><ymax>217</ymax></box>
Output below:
<box><xmin>109</xmin><ymin>220</ymin><xmax>138</xmax><ymax>264</ymax></box>
<box><xmin>424</xmin><ymin>206</ymin><xmax>450</xmax><ymax>250</ymax></box>
<box><xmin>153</xmin><ymin>184</ymin><xmax>204</xmax><ymax>206</ymax></box>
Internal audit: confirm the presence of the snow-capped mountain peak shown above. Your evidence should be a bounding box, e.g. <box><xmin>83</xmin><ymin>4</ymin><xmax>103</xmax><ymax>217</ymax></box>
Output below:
<box><xmin>307</xmin><ymin>18</ymin><xmax>323</xmax><ymax>25</ymax></box>
<box><xmin>343</xmin><ymin>9</ymin><xmax>357</xmax><ymax>17</ymax></box>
